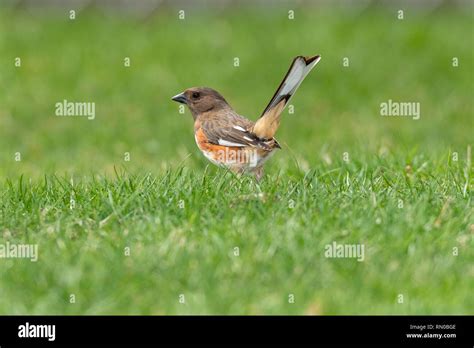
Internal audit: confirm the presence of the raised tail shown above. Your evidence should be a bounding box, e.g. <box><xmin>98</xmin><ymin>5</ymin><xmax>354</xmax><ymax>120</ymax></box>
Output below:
<box><xmin>252</xmin><ymin>55</ymin><xmax>321</xmax><ymax>139</ymax></box>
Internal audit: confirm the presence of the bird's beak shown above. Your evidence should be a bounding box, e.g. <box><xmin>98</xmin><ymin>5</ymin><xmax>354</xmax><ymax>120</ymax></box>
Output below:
<box><xmin>171</xmin><ymin>92</ymin><xmax>187</xmax><ymax>104</ymax></box>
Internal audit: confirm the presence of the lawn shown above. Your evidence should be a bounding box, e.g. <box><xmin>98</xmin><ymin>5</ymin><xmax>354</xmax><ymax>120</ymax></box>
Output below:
<box><xmin>0</xmin><ymin>4</ymin><xmax>472</xmax><ymax>314</ymax></box>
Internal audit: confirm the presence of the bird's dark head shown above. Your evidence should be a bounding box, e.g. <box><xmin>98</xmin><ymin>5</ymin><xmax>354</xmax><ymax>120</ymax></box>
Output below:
<box><xmin>172</xmin><ymin>87</ymin><xmax>230</xmax><ymax>119</ymax></box>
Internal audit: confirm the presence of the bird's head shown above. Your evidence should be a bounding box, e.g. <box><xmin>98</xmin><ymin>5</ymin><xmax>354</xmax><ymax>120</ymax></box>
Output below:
<box><xmin>172</xmin><ymin>87</ymin><xmax>230</xmax><ymax>119</ymax></box>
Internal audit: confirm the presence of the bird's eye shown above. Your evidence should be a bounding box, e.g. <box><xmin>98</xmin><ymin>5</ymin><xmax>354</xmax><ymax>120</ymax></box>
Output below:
<box><xmin>192</xmin><ymin>92</ymin><xmax>200</xmax><ymax>99</ymax></box>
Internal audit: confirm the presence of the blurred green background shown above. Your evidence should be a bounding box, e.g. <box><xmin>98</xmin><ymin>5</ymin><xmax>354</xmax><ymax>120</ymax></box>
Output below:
<box><xmin>0</xmin><ymin>1</ymin><xmax>472</xmax><ymax>177</ymax></box>
<box><xmin>0</xmin><ymin>1</ymin><xmax>472</xmax><ymax>315</ymax></box>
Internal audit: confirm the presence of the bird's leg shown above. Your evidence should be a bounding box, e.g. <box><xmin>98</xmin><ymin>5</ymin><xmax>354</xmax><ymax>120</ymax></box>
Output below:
<box><xmin>254</xmin><ymin>167</ymin><xmax>264</xmax><ymax>182</ymax></box>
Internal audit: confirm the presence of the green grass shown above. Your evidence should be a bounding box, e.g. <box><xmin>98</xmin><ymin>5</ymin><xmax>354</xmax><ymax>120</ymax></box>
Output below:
<box><xmin>0</xmin><ymin>5</ymin><xmax>473</xmax><ymax>314</ymax></box>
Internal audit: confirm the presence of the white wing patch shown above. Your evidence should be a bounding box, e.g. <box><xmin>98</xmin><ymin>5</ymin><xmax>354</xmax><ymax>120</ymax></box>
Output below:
<box><xmin>232</xmin><ymin>125</ymin><xmax>246</xmax><ymax>132</ymax></box>
<box><xmin>218</xmin><ymin>139</ymin><xmax>246</xmax><ymax>147</ymax></box>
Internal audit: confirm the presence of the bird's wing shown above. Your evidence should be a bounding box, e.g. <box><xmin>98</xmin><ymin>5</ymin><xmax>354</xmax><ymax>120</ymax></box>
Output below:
<box><xmin>252</xmin><ymin>55</ymin><xmax>321</xmax><ymax>139</ymax></box>
<box><xmin>201</xmin><ymin>118</ymin><xmax>271</xmax><ymax>149</ymax></box>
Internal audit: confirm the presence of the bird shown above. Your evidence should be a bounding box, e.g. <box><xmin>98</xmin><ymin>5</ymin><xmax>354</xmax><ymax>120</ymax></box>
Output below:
<box><xmin>171</xmin><ymin>55</ymin><xmax>321</xmax><ymax>180</ymax></box>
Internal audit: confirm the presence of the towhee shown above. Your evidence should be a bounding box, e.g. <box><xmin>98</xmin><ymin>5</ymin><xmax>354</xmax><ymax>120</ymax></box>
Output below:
<box><xmin>172</xmin><ymin>55</ymin><xmax>321</xmax><ymax>180</ymax></box>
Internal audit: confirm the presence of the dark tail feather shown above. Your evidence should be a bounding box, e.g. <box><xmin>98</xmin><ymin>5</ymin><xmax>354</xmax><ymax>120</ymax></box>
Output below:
<box><xmin>252</xmin><ymin>55</ymin><xmax>321</xmax><ymax>139</ymax></box>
